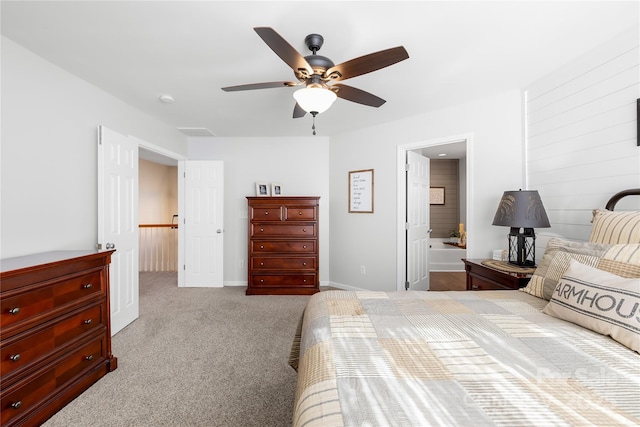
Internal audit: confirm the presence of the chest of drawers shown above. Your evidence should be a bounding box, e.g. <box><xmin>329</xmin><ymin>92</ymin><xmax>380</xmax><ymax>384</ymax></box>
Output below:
<box><xmin>247</xmin><ymin>196</ymin><xmax>320</xmax><ymax>295</ymax></box>
<box><xmin>0</xmin><ymin>250</ymin><xmax>117</xmax><ymax>427</ymax></box>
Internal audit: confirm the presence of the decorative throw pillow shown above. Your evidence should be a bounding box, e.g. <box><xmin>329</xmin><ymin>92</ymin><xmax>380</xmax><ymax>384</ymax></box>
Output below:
<box><xmin>589</xmin><ymin>210</ymin><xmax>640</xmax><ymax>244</ymax></box>
<box><xmin>521</xmin><ymin>238</ymin><xmax>610</xmax><ymax>300</ymax></box>
<box><xmin>521</xmin><ymin>238</ymin><xmax>640</xmax><ymax>300</ymax></box>
<box><xmin>543</xmin><ymin>260</ymin><xmax>640</xmax><ymax>353</ymax></box>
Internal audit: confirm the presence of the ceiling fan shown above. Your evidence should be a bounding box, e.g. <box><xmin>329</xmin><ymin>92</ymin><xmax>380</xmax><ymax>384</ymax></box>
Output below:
<box><xmin>222</xmin><ymin>27</ymin><xmax>409</xmax><ymax>127</ymax></box>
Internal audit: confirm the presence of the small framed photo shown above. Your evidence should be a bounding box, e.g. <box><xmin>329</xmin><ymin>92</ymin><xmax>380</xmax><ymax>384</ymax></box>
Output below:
<box><xmin>271</xmin><ymin>183</ymin><xmax>283</xmax><ymax>196</ymax></box>
<box><xmin>255</xmin><ymin>182</ymin><xmax>269</xmax><ymax>197</ymax></box>
<box><xmin>430</xmin><ymin>187</ymin><xmax>445</xmax><ymax>205</ymax></box>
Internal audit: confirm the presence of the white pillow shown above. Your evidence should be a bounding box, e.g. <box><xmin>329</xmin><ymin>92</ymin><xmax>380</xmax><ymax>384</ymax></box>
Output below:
<box><xmin>543</xmin><ymin>259</ymin><xmax>640</xmax><ymax>353</ymax></box>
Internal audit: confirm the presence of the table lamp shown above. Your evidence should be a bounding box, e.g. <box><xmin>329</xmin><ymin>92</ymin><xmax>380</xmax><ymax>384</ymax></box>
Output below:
<box><xmin>492</xmin><ymin>190</ymin><xmax>550</xmax><ymax>267</ymax></box>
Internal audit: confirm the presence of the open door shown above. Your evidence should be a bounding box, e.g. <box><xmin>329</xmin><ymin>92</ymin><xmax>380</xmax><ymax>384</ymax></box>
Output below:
<box><xmin>98</xmin><ymin>126</ymin><xmax>139</xmax><ymax>335</ymax></box>
<box><xmin>406</xmin><ymin>150</ymin><xmax>430</xmax><ymax>290</ymax></box>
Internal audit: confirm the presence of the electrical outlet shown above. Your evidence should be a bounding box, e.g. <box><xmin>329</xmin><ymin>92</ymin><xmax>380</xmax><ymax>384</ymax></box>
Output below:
<box><xmin>239</xmin><ymin>260</ymin><xmax>245</xmax><ymax>268</ymax></box>
<box><xmin>240</xmin><ymin>211</ymin><xmax>248</xmax><ymax>219</ymax></box>
<box><xmin>360</xmin><ymin>265</ymin><xmax>366</xmax><ymax>274</ymax></box>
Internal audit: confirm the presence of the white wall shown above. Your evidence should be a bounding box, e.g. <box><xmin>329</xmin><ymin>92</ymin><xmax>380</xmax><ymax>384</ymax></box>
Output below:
<box><xmin>329</xmin><ymin>90</ymin><xmax>524</xmax><ymax>291</ymax></box>
<box><xmin>1</xmin><ymin>37</ymin><xmax>187</xmax><ymax>259</ymax></box>
<box><xmin>139</xmin><ymin>159</ymin><xmax>178</xmax><ymax>224</ymax></box>
<box><xmin>188</xmin><ymin>137</ymin><xmax>330</xmax><ymax>285</ymax></box>
<box><xmin>526</xmin><ymin>25</ymin><xmax>640</xmax><ymax>246</ymax></box>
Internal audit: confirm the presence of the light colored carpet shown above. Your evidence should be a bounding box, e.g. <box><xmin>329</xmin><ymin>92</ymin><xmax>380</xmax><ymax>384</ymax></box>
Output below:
<box><xmin>43</xmin><ymin>273</ymin><xmax>310</xmax><ymax>427</ymax></box>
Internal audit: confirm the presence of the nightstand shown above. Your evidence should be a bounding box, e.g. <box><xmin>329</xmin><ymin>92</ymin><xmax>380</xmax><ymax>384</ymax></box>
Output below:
<box><xmin>462</xmin><ymin>258</ymin><xmax>534</xmax><ymax>291</ymax></box>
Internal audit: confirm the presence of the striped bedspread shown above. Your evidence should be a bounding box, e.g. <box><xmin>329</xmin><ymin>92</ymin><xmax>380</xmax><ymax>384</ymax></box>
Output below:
<box><xmin>293</xmin><ymin>290</ymin><xmax>640</xmax><ymax>427</ymax></box>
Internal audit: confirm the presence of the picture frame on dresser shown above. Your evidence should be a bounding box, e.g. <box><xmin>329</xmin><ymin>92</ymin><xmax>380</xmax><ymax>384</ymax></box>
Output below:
<box><xmin>271</xmin><ymin>183</ymin><xmax>283</xmax><ymax>196</ymax></box>
<box><xmin>255</xmin><ymin>182</ymin><xmax>269</xmax><ymax>196</ymax></box>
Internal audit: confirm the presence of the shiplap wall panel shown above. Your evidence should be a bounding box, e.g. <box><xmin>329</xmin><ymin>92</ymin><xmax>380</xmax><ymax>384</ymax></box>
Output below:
<box><xmin>525</xmin><ymin>25</ymin><xmax>640</xmax><ymax>248</ymax></box>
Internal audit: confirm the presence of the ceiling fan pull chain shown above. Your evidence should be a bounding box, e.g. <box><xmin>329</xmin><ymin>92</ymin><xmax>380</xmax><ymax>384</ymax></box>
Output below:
<box><xmin>312</xmin><ymin>115</ymin><xmax>316</xmax><ymax>135</ymax></box>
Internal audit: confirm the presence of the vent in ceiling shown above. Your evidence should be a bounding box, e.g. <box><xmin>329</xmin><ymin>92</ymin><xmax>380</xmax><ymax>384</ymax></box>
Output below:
<box><xmin>177</xmin><ymin>127</ymin><xmax>216</xmax><ymax>137</ymax></box>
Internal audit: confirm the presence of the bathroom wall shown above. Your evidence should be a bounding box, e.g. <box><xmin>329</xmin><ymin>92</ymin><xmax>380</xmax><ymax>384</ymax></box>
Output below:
<box><xmin>429</xmin><ymin>159</ymin><xmax>460</xmax><ymax>238</ymax></box>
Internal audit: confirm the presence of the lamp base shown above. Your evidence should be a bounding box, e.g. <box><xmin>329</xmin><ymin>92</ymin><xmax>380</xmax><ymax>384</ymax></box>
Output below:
<box><xmin>507</xmin><ymin>227</ymin><xmax>537</xmax><ymax>267</ymax></box>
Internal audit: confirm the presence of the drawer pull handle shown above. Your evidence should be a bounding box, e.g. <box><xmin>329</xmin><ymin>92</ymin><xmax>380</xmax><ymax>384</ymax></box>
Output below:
<box><xmin>303</xmin><ymin>279</ymin><xmax>307</xmax><ymax>283</ymax></box>
<box><xmin>302</xmin><ymin>228</ymin><xmax>307</xmax><ymax>232</ymax></box>
<box><xmin>260</xmin><ymin>228</ymin><xmax>264</xmax><ymax>232</ymax></box>
<box><xmin>472</xmin><ymin>285</ymin><xmax>479</xmax><ymax>290</ymax></box>
<box><xmin>264</xmin><ymin>211</ymin><xmax>268</xmax><ymax>215</ymax></box>
<box><xmin>84</xmin><ymin>319</ymin><xmax>93</xmax><ymax>325</ymax></box>
<box><xmin>9</xmin><ymin>354</ymin><xmax>21</xmax><ymax>362</ymax></box>
<box><xmin>303</xmin><ymin>245</ymin><xmax>307</xmax><ymax>249</ymax></box>
<box><xmin>260</xmin><ymin>279</ymin><xmax>264</xmax><ymax>283</ymax></box>
<box><xmin>10</xmin><ymin>401</ymin><xmax>22</xmax><ymax>410</ymax></box>
<box><xmin>8</xmin><ymin>307</ymin><xmax>20</xmax><ymax>315</ymax></box>
<box><xmin>260</xmin><ymin>262</ymin><xmax>264</xmax><ymax>266</ymax></box>
<box><xmin>82</xmin><ymin>283</ymin><xmax>93</xmax><ymax>289</ymax></box>
<box><xmin>85</xmin><ymin>355</ymin><xmax>94</xmax><ymax>361</ymax></box>
<box><xmin>260</xmin><ymin>245</ymin><xmax>264</xmax><ymax>249</ymax></box>
<box><xmin>302</xmin><ymin>262</ymin><xmax>307</xmax><ymax>266</ymax></box>
<box><xmin>298</xmin><ymin>211</ymin><xmax>303</xmax><ymax>215</ymax></box>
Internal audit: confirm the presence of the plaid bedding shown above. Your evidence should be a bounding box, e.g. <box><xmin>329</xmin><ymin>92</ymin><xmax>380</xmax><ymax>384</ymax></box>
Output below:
<box><xmin>292</xmin><ymin>290</ymin><xmax>640</xmax><ymax>427</ymax></box>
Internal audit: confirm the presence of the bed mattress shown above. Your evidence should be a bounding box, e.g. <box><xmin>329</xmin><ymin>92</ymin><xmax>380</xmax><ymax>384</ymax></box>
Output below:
<box><xmin>292</xmin><ymin>290</ymin><xmax>639</xmax><ymax>426</ymax></box>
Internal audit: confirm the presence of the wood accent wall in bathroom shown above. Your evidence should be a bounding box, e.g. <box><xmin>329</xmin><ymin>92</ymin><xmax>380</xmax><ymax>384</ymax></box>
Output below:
<box><xmin>430</xmin><ymin>159</ymin><xmax>459</xmax><ymax>238</ymax></box>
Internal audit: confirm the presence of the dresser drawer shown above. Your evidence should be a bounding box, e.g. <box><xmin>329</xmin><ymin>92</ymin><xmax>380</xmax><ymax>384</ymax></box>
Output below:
<box><xmin>250</xmin><ymin>206</ymin><xmax>283</xmax><ymax>221</ymax></box>
<box><xmin>251</xmin><ymin>240</ymin><xmax>316</xmax><ymax>254</ymax></box>
<box><xmin>251</xmin><ymin>223</ymin><xmax>316</xmax><ymax>237</ymax></box>
<box><xmin>250</xmin><ymin>273</ymin><xmax>317</xmax><ymax>288</ymax></box>
<box><xmin>251</xmin><ymin>257</ymin><xmax>317</xmax><ymax>271</ymax></box>
<box><xmin>284</xmin><ymin>206</ymin><xmax>317</xmax><ymax>221</ymax></box>
<box><xmin>1</xmin><ymin>336</ymin><xmax>104</xmax><ymax>426</ymax></box>
<box><xmin>1</xmin><ymin>270</ymin><xmax>103</xmax><ymax>332</ymax></box>
<box><xmin>1</xmin><ymin>304</ymin><xmax>104</xmax><ymax>380</ymax></box>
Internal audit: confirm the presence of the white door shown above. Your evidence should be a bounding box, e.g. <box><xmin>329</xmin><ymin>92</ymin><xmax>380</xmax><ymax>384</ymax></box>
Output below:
<box><xmin>98</xmin><ymin>126</ymin><xmax>139</xmax><ymax>335</ymax></box>
<box><xmin>181</xmin><ymin>161</ymin><xmax>224</xmax><ymax>287</ymax></box>
<box><xmin>406</xmin><ymin>150</ymin><xmax>430</xmax><ymax>290</ymax></box>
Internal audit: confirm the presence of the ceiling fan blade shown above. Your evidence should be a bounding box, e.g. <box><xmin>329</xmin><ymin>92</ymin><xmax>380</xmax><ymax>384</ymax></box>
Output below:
<box><xmin>222</xmin><ymin>81</ymin><xmax>299</xmax><ymax>92</ymax></box>
<box><xmin>293</xmin><ymin>102</ymin><xmax>307</xmax><ymax>118</ymax></box>
<box><xmin>325</xmin><ymin>46</ymin><xmax>409</xmax><ymax>81</ymax></box>
<box><xmin>254</xmin><ymin>27</ymin><xmax>313</xmax><ymax>76</ymax></box>
<box><xmin>332</xmin><ymin>84</ymin><xmax>386</xmax><ymax>107</ymax></box>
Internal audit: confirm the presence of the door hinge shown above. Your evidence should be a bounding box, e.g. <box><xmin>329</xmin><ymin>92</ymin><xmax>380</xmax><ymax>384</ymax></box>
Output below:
<box><xmin>98</xmin><ymin>126</ymin><xmax>103</xmax><ymax>145</ymax></box>
<box><xmin>405</xmin><ymin>281</ymin><xmax>410</xmax><ymax>290</ymax></box>
<box><xmin>183</xmin><ymin>265</ymin><xmax>186</xmax><ymax>270</ymax></box>
<box><xmin>405</xmin><ymin>222</ymin><xmax>410</xmax><ymax>230</ymax></box>
<box><xmin>405</xmin><ymin>163</ymin><xmax>410</xmax><ymax>171</ymax></box>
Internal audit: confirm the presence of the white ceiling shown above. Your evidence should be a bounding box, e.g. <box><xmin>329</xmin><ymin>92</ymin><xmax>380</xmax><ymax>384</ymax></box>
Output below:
<box><xmin>2</xmin><ymin>1</ymin><xmax>637</xmax><ymax>138</ymax></box>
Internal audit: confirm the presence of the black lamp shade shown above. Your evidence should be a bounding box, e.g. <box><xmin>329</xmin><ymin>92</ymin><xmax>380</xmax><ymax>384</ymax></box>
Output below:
<box><xmin>492</xmin><ymin>190</ymin><xmax>550</xmax><ymax>228</ymax></box>
<box><xmin>492</xmin><ymin>190</ymin><xmax>550</xmax><ymax>267</ymax></box>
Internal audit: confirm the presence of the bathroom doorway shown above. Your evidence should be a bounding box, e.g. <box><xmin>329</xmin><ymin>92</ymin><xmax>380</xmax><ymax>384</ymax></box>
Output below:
<box><xmin>396</xmin><ymin>134</ymin><xmax>471</xmax><ymax>291</ymax></box>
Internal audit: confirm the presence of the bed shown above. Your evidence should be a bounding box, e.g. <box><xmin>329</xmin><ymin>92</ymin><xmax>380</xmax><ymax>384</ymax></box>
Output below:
<box><xmin>291</xmin><ymin>189</ymin><xmax>640</xmax><ymax>427</ymax></box>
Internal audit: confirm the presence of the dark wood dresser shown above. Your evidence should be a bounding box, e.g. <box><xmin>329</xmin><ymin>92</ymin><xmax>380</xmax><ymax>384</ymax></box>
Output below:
<box><xmin>247</xmin><ymin>196</ymin><xmax>320</xmax><ymax>295</ymax></box>
<box><xmin>0</xmin><ymin>250</ymin><xmax>117</xmax><ymax>427</ymax></box>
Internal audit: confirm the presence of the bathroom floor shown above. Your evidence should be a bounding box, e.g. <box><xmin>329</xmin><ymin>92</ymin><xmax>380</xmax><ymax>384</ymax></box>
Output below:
<box><xmin>429</xmin><ymin>272</ymin><xmax>466</xmax><ymax>291</ymax></box>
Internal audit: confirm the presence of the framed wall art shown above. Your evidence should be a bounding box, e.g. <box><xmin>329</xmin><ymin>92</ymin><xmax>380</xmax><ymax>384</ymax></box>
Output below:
<box><xmin>349</xmin><ymin>169</ymin><xmax>374</xmax><ymax>213</ymax></box>
<box><xmin>430</xmin><ymin>187</ymin><xmax>445</xmax><ymax>205</ymax></box>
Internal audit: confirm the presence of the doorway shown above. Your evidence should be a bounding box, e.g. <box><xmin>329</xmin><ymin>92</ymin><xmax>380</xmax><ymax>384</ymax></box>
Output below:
<box><xmin>396</xmin><ymin>134</ymin><xmax>472</xmax><ymax>291</ymax></box>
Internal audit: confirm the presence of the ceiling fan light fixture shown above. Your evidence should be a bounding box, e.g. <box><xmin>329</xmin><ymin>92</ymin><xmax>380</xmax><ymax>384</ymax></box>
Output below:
<box><xmin>293</xmin><ymin>87</ymin><xmax>337</xmax><ymax>114</ymax></box>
